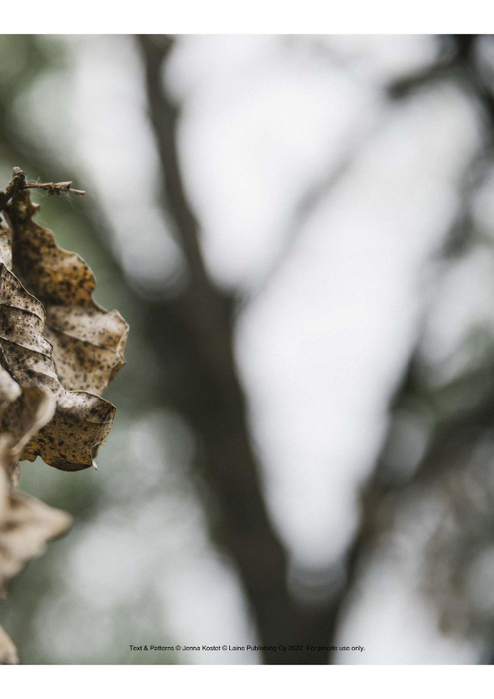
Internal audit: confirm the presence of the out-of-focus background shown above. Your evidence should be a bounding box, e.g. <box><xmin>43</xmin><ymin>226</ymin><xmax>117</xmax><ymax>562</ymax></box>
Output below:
<box><xmin>1</xmin><ymin>34</ymin><xmax>494</xmax><ymax>664</ymax></box>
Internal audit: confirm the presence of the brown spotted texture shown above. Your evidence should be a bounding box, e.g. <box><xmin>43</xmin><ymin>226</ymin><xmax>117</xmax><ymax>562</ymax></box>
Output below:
<box><xmin>5</xmin><ymin>191</ymin><xmax>128</xmax><ymax>395</ymax></box>
<box><xmin>0</xmin><ymin>190</ymin><xmax>128</xmax><ymax>471</ymax></box>
<box><xmin>0</xmin><ymin>380</ymin><xmax>55</xmax><ymax>487</ymax></box>
<box><xmin>0</xmin><ymin>226</ymin><xmax>12</xmax><ymax>271</ymax></box>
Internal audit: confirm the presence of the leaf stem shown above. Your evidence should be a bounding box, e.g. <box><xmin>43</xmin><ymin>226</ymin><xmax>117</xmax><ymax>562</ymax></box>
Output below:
<box><xmin>24</xmin><ymin>181</ymin><xmax>86</xmax><ymax>196</ymax></box>
<box><xmin>0</xmin><ymin>168</ymin><xmax>85</xmax><ymax>211</ymax></box>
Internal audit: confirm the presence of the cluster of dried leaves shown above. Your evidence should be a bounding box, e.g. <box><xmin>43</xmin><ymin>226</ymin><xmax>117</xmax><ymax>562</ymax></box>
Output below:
<box><xmin>0</xmin><ymin>169</ymin><xmax>128</xmax><ymax>663</ymax></box>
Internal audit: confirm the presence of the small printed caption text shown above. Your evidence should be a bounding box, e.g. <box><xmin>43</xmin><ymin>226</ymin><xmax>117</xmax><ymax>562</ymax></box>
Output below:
<box><xmin>129</xmin><ymin>644</ymin><xmax>365</xmax><ymax>653</ymax></box>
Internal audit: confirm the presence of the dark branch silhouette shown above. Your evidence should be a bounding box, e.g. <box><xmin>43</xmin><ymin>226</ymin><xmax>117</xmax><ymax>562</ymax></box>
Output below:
<box><xmin>133</xmin><ymin>34</ymin><xmax>343</xmax><ymax>664</ymax></box>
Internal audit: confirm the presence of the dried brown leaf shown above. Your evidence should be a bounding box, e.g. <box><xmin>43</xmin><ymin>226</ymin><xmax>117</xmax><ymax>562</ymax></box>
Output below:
<box><xmin>1</xmin><ymin>386</ymin><xmax>56</xmax><ymax>460</ymax></box>
<box><xmin>0</xmin><ymin>373</ymin><xmax>55</xmax><ymax>486</ymax></box>
<box><xmin>0</xmin><ymin>224</ymin><xmax>12</xmax><ymax>272</ymax></box>
<box><xmin>5</xmin><ymin>191</ymin><xmax>128</xmax><ymax>395</ymax></box>
<box><xmin>0</xmin><ymin>172</ymin><xmax>124</xmax><ymax>664</ymax></box>
<box><xmin>0</xmin><ymin>191</ymin><xmax>128</xmax><ymax>471</ymax></box>
<box><xmin>0</xmin><ymin>365</ymin><xmax>21</xmax><ymax>413</ymax></box>
<box><xmin>21</xmin><ymin>393</ymin><xmax>115</xmax><ymax>471</ymax></box>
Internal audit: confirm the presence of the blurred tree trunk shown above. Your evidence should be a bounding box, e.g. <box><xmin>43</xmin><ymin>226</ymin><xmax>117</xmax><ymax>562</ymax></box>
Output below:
<box><xmin>134</xmin><ymin>34</ymin><xmax>341</xmax><ymax>663</ymax></box>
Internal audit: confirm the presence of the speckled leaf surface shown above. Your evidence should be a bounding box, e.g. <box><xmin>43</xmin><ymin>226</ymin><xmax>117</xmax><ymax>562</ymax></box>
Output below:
<box><xmin>0</xmin><ymin>190</ymin><xmax>128</xmax><ymax>471</ymax></box>
<box><xmin>0</xmin><ymin>378</ymin><xmax>55</xmax><ymax>487</ymax></box>
<box><xmin>5</xmin><ymin>191</ymin><xmax>128</xmax><ymax>395</ymax></box>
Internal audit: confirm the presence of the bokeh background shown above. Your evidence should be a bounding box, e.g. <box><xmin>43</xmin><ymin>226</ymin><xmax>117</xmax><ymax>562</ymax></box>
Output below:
<box><xmin>1</xmin><ymin>34</ymin><xmax>494</xmax><ymax>664</ymax></box>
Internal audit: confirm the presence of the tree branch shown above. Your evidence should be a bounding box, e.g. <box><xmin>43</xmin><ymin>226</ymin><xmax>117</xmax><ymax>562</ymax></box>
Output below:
<box><xmin>135</xmin><ymin>34</ymin><xmax>341</xmax><ymax>663</ymax></box>
<box><xmin>0</xmin><ymin>167</ymin><xmax>85</xmax><ymax>211</ymax></box>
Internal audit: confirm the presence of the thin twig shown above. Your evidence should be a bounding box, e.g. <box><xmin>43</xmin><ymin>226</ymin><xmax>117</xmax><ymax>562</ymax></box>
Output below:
<box><xmin>24</xmin><ymin>181</ymin><xmax>85</xmax><ymax>196</ymax></box>
<box><xmin>0</xmin><ymin>168</ymin><xmax>85</xmax><ymax>211</ymax></box>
